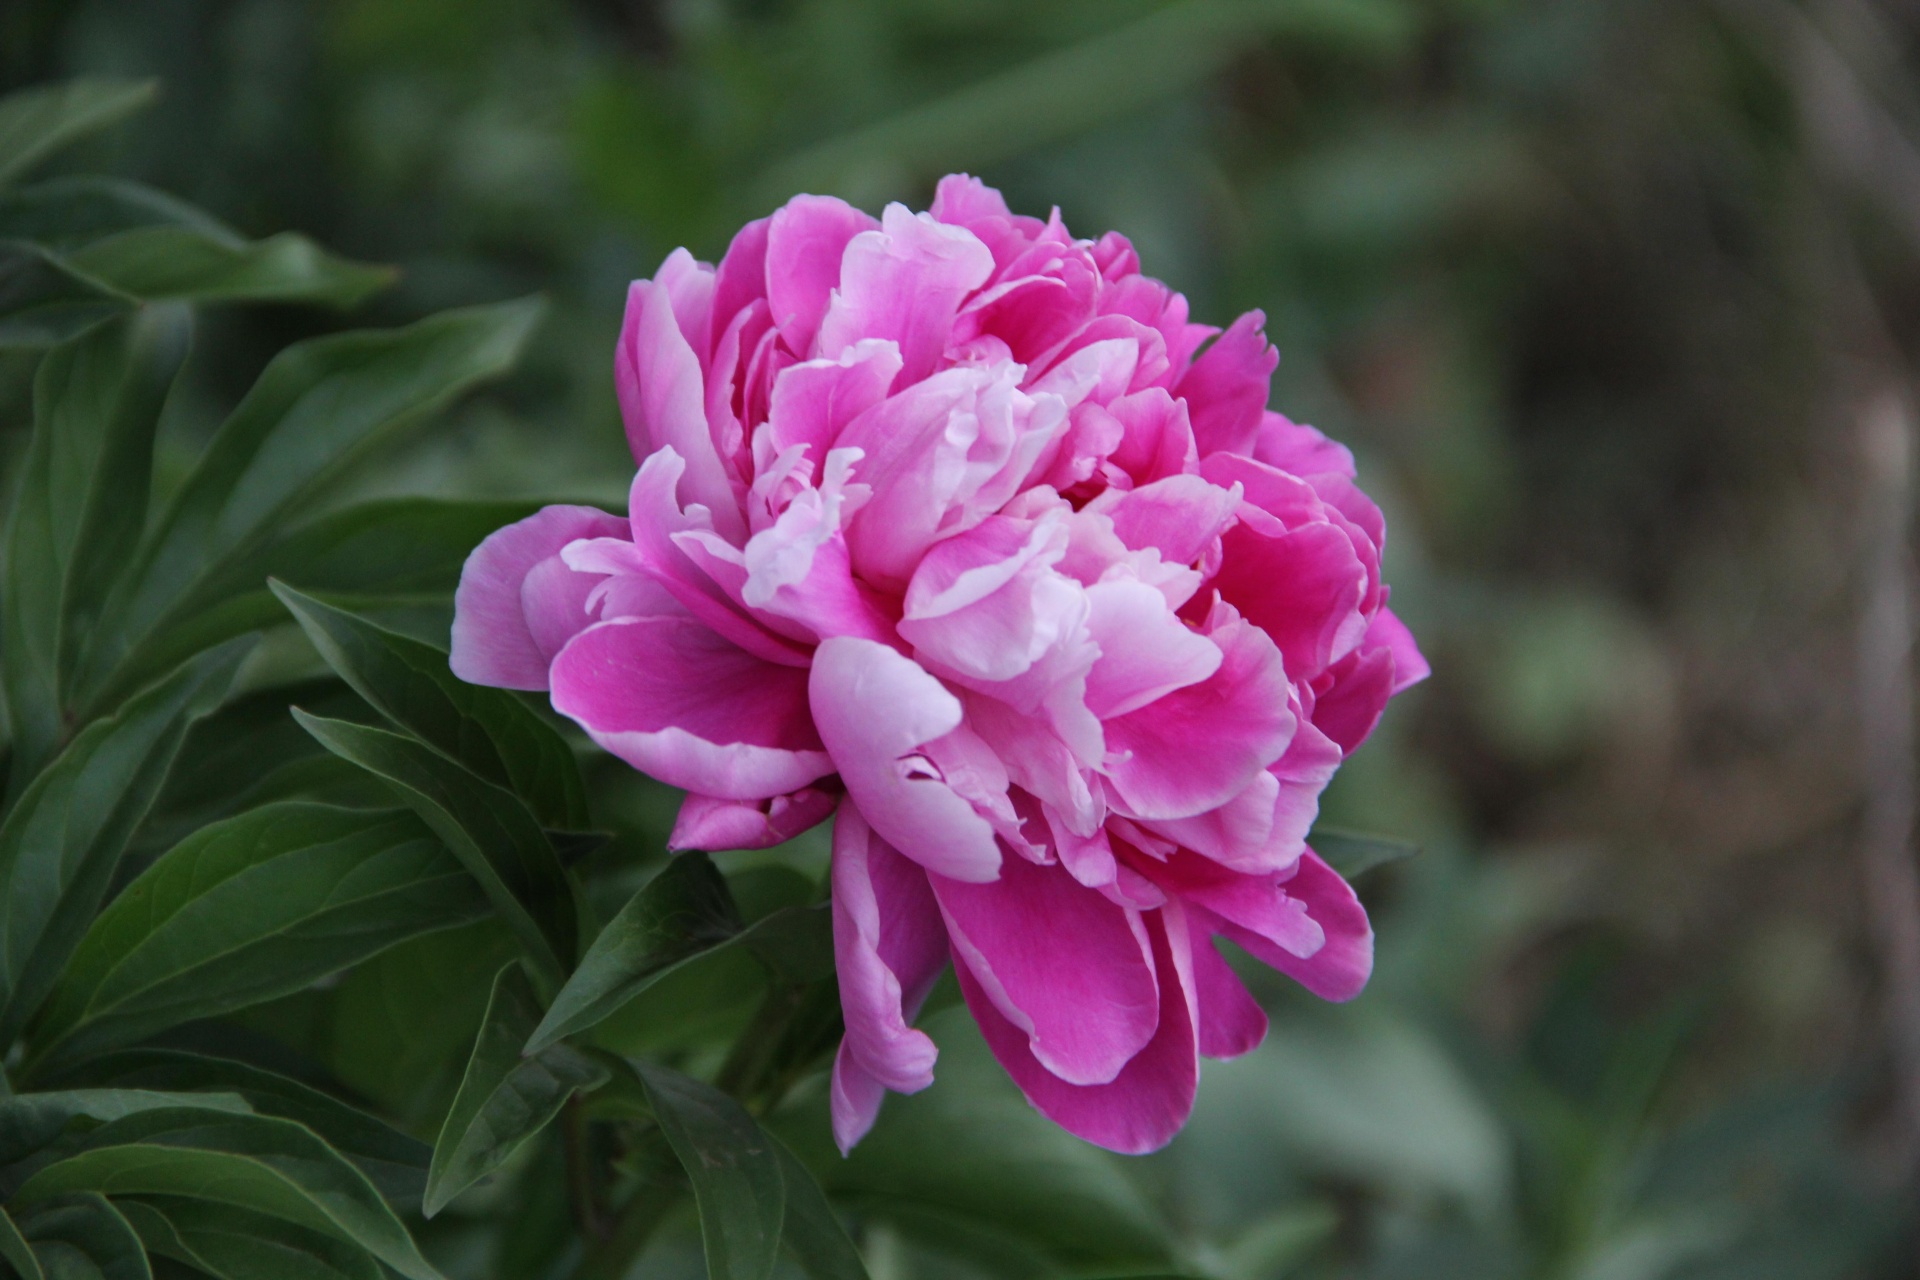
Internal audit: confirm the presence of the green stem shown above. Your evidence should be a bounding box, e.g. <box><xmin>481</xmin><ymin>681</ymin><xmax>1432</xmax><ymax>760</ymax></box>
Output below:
<box><xmin>568</xmin><ymin>1134</ymin><xmax>680</xmax><ymax>1280</ymax></box>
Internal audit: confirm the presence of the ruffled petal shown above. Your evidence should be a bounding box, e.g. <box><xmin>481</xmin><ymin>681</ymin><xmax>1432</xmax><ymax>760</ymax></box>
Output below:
<box><xmin>450</xmin><ymin>504</ymin><xmax>628</xmax><ymax>690</ymax></box>
<box><xmin>668</xmin><ymin>787</ymin><xmax>837</xmax><ymax>851</ymax></box>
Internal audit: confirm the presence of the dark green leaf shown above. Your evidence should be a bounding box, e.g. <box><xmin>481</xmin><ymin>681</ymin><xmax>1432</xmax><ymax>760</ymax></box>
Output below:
<box><xmin>80</xmin><ymin>299</ymin><xmax>543</xmax><ymax>712</ymax></box>
<box><xmin>4</xmin><ymin>305</ymin><xmax>191</xmax><ymax>784</ymax></box>
<box><xmin>63</xmin><ymin>228</ymin><xmax>389</xmax><ymax>309</ymax></box>
<box><xmin>0</xmin><ymin>1204</ymin><xmax>44</xmax><ymax>1280</ymax></box>
<box><xmin>273</xmin><ymin>584</ymin><xmax>588</xmax><ymax>829</ymax></box>
<box><xmin>18</xmin><ymin>1195</ymin><xmax>148</xmax><ymax>1280</ymax></box>
<box><xmin>525</xmin><ymin>854</ymin><xmax>736</xmax><ymax>1051</ymax></box>
<box><xmin>31</xmin><ymin>803</ymin><xmax>486</xmax><ymax>1068</ymax></box>
<box><xmin>424</xmin><ymin>964</ymin><xmax>608</xmax><ymax>1217</ymax></box>
<box><xmin>0</xmin><ymin>643</ymin><xmax>245</xmax><ymax>1044</ymax></box>
<box><xmin>633</xmin><ymin>1061</ymin><xmax>785</xmax><ymax>1280</ymax></box>
<box><xmin>120</xmin><ymin>1197</ymin><xmax>381</xmax><ymax>1280</ymax></box>
<box><xmin>0</xmin><ymin>81</ymin><xmax>157</xmax><ymax>188</ymax></box>
<box><xmin>14</xmin><ymin>1109</ymin><xmax>441</xmax><ymax>1280</ymax></box>
<box><xmin>0</xmin><ymin>241</ymin><xmax>123</xmax><ymax>349</ymax></box>
<box><xmin>0</xmin><ymin>1091</ymin><xmax>251</xmax><ymax>1168</ymax></box>
<box><xmin>291</xmin><ymin>712</ymin><xmax>576</xmax><ymax>985</ymax></box>
<box><xmin>59</xmin><ymin>1052</ymin><xmax>429</xmax><ymax>1209</ymax></box>
<box><xmin>1308</xmin><ymin>829</ymin><xmax>1420</xmax><ymax>882</ymax></box>
<box><xmin>0</xmin><ymin>178</ymin><xmax>226</xmax><ymax>250</ymax></box>
<box><xmin>772</xmin><ymin>1138</ymin><xmax>868</xmax><ymax>1280</ymax></box>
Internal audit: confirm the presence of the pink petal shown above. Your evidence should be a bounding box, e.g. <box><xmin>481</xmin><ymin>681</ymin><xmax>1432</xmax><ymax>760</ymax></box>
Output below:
<box><xmin>549</xmin><ymin>616</ymin><xmax>831</xmax><ymax>800</ymax></box>
<box><xmin>814</xmin><ymin>203</ymin><xmax>995</xmax><ymax>382</ymax></box>
<box><xmin>1082</xmin><ymin>580</ymin><xmax>1221</xmax><ymax>720</ymax></box>
<box><xmin>899</xmin><ymin>515</ymin><xmax>1077</xmax><ymax>684</ymax></box>
<box><xmin>766</xmin><ymin>195</ymin><xmax>878</xmax><ymax>357</ymax></box>
<box><xmin>710</xmin><ymin>216</ymin><xmax>771</xmax><ymax>351</ymax></box>
<box><xmin>830</xmin><ymin>1041</ymin><xmax>889</xmax><ymax>1154</ymax></box>
<box><xmin>615</xmin><ymin>276</ymin><xmax>745</xmax><ymax>543</ymax></box>
<box><xmin>450</xmin><ymin>504</ymin><xmax>628</xmax><ymax>690</ymax></box>
<box><xmin>1207</xmin><ymin>850</ymin><xmax>1373</xmax><ymax>1002</ymax></box>
<box><xmin>1309</xmin><ymin>644</ymin><xmax>1395</xmax><ymax>755</ymax></box>
<box><xmin>1372</xmin><ymin>606</ymin><xmax>1430</xmax><ymax>693</ymax></box>
<box><xmin>1151</xmin><ymin>851</ymin><xmax>1324</xmax><ymax>960</ymax></box>
<box><xmin>957</xmin><ymin>902</ymin><xmax>1199</xmax><ymax>1155</ymax></box>
<box><xmin>1103</xmin><ymin>603</ymin><xmax>1295</xmax><ymax>820</ymax></box>
<box><xmin>1175</xmin><ymin>310</ymin><xmax>1276</xmax><ymax>459</ymax></box>
<box><xmin>1104</xmin><ymin>388</ymin><xmax>1197</xmax><ymax>487</ymax></box>
<box><xmin>654</xmin><ymin>248</ymin><xmax>717</xmax><ymax>370</ymax></box>
<box><xmin>1252</xmin><ymin>410</ymin><xmax>1354</xmax><ymax>479</ymax></box>
<box><xmin>765</xmin><ymin>340</ymin><xmax>903</xmax><ymax>481</ymax></box>
<box><xmin>668</xmin><ymin>788</ymin><xmax>837</xmax><ymax>852</ymax></box>
<box><xmin>934</xmin><ymin>852</ymin><xmax>1159</xmax><ymax>1086</ymax></box>
<box><xmin>1191</xmin><ymin>936</ymin><xmax>1267</xmax><ymax>1059</ymax></box>
<box><xmin>808</xmin><ymin>637</ymin><xmax>1003</xmax><ymax>882</ymax></box>
<box><xmin>1090</xmin><ymin>473</ymin><xmax>1241</xmax><ymax>567</ymax></box>
<box><xmin>1211</xmin><ymin>512</ymin><xmax>1368</xmax><ymax>682</ymax></box>
<box><xmin>832</xmin><ymin>803</ymin><xmax>949</xmax><ymax>1119</ymax></box>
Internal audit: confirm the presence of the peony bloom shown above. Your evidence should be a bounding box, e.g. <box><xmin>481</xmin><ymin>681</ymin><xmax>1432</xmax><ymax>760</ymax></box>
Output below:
<box><xmin>450</xmin><ymin>176</ymin><xmax>1427</xmax><ymax>1155</ymax></box>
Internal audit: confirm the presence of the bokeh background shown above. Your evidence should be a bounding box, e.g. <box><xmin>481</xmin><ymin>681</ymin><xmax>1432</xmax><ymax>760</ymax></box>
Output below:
<box><xmin>5</xmin><ymin>0</ymin><xmax>1919</xmax><ymax>1275</ymax></box>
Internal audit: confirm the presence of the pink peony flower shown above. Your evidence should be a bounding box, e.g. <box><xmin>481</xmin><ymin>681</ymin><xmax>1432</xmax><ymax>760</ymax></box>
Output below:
<box><xmin>451</xmin><ymin>176</ymin><xmax>1428</xmax><ymax>1155</ymax></box>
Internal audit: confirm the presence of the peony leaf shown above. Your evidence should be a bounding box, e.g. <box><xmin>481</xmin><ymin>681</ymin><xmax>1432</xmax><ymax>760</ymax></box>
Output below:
<box><xmin>13</xmin><ymin>1108</ymin><xmax>442</xmax><ymax>1280</ymax></box>
<box><xmin>0</xmin><ymin>80</ymin><xmax>157</xmax><ymax>188</ymax></box>
<box><xmin>0</xmin><ymin>176</ymin><xmax>230</xmax><ymax>248</ymax></box>
<box><xmin>62</xmin><ymin>226</ymin><xmax>390</xmax><ymax>309</ymax></box>
<box><xmin>0</xmin><ymin>1205</ymin><xmax>44</xmax><ymax>1280</ymax></box>
<box><xmin>424</xmin><ymin>963</ymin><xmax>609</xmax><ymax>1217</ymax></box>
<box><xmin>17</xmin><ymin>1193</ymin><xmax>149</xmax><ymax>1280</ymax></box>
<box><xmin>0</xmin><ymin>1091</ymin><xmax>253</xmax><ymax>1168</ymax></box>
<box><xmin>0</xmin><ymin>239</ymin><xmax>126</xmax><ymax>348</ymax></box>
<box><xmin>290</xmin><ymin>711</ymin><xmax>576</xmax><ymax>986</ymax></box>
<box><xmin>79</xmin><ymin>298</ymin><xmax>543</xmax><ymax>714</ymax></box>
<box><xmin>0</xmin><ymin>643</ymin><xmax>245</xmax><ymax>1045</ymax></box>
<box><xmin>29</xmin><ymin>803</ymin><xmax>488</xmax><ymax>1073</ymax></box>
<box><xmin>3</xmin><ymin>305</ymin><xmax>191</xmax><ymax>786</ymax></box>
<box><xmin>632</xmin><ymin>1061</ymin><xmax>785</xmax><ymax>1280</ymax></box>
<box><xmin>528</xmin><ymin>856</ymin><xmax>833</xmax><ymax>1054</ymax></box>
<box><xmin>119</xmin><ymin>1197</ymin><xmax>381</xmax><ymax>1280</ymax></box>
<box><xmin>58</xmin><ymin>1051</ymin><xmax>431</xmax><ymax>1210</ymax></box>
<box><xmin>1308</xmin><ymin>829</ymin><xmax>1420</xmax><ymax>882</ymax></box>
<box><xmin>273</xmin><ymin>584</ymin><xmax>589</xmax><ymax>830</ymax></box>
<box><xmin>771</xmin><ymin>1138</ymin><xmax>870</xmax><ymax>1280</ymax></box>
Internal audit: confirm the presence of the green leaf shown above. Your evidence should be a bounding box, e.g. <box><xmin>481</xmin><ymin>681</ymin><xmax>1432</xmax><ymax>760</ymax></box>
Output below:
<box><xmin>424</xmin><ymin>964</ymin><xmax>608</xmax><ymax>1217</ymax></box>
<box><xmin>0</xmin><ymin>643</ymin><xmax>245</xmax><ymax>1044</ymax></box>
<box><xmin>291</xmin><ymin>712</ymin><xmax>576</xmax><ymax>985</ymax></box>
<box><xmin>80</xmin><ymin>298</ymin><xmax>544</xmax><ymax>712</ymax></box>
<box><xmin>1308</xmin><ymin>829</ymin><xmax>1420</xmax><ymax>882</ymax></box>
<box><xmin>529</xmin><ymin>856</ymin><xmax>834</xmax><ymax>1054</ymax></box>
<box><xmin>62</xmin><ymin>228</ymin><xmax>390</xmax><ymax>309</ymax></box>
<box><xmin>0</xmin><ymin>241</ymin><xmax>123</xmax><ymax>349</ymax></box>
<box><xmin>18</xmin><ymin>1195</ymin><xmax>149</xmax><ymax>1280</ymax></box>
<box><xmin>31</xmin><ymin>802</ymin><xmax>487</xmax><ymax>1069</ymax></box>
<box><xmin>0</xmin><ymin>178</ymin><xmax>226</xmax><ymax>249</ymax></box>
<box><xmin>771</xmin><ymin>1139</ymin><xmax>869</xmax><ymax>1280</ymax></box>
<box><xmin>0</xmin><ymin>1205</ymin><xmax>44</xmax><ymax>1280</ymax></box>
<box><xmin>14</xmin><ymin>1109</ymin><xmax>442</xmax><ymax>1280</ymax></box>
<box><xmin>120</xmin><ymin>1197</ymin><xmax>380</xmax><ymax>1280</ymax></box>
<box><xmin>59</xmin><ymin>1052</ymin><xmax>429</xmax><ymax>1209</ymax></box>
<box><xmin>4</xmin><ymin>305</ymin><xmax>192</xmax><ymax>785</ymax></box>
<box><xmin>273</xmin><ymin>584</ymin><xmax>588</xmax><ymax>829</ymax></box>
<box><xmin>0</xmin><ymin>1091</ymin><xmax>251</xmax><ymax>1167</ymax></box>
<box><xmin>633</xmin><ymin>1061</ymin><xmax>785</xmax><ymax>1280</ymax></box>
<box><xmin>0</xmin><ymin>80</ymin><xmax>157</xmax><ymax>188</ymax></box>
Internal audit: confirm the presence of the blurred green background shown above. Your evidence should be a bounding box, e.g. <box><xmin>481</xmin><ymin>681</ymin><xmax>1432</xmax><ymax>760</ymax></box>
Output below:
<box><xmin>5</xmin><ymin>0</ymin><xmax>1918</xmax><ymax>1275</ymax></box>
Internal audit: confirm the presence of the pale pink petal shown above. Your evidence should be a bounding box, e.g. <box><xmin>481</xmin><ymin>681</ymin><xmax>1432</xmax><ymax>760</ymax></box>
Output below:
<box><xmin>830</xmin><ymin>1043</ymin><xmax>888</xmax><ymax>1155</ymax></box>
<box><xmin>933</xmin><ymin>852</ymin><xmax>1159</xmax><ymax>1086</ymax></box>
<box><xmin>765</xmin><ymin>340</ymin><xmax>903</xmax><ymax>480</ymax></box>
<box><xmin>668</xmin><ymin>788</ymin><xmax>837</xmax><ymax>851</ymax></box>
<box><xmin>1150</xmin><ymin>851</ymin><xmax>1324</xmax><ymax>960</ymax></box>
<box><xmin>1103</xmin><ymin>603</ymin><xmax>1295</xmax><ymax>820</ymax></box>
<box><xmin>1104</xmin><ymin>388</ymin><xmax>1197</xmax><ymax>487</ymax></box>
<box><xmin>898</xmin><ymin>515</ymin><xmax>1077</xmax><ymax>684</ymax></box>
<box><xmin>1191</xmin><ymin>937</ymin><xmax>1267</xmax><ymax>1059</ymax></box>
<box><xmin>808</xmin><ymin>637</ymin><xmax>1002</xmax><ymax>882</ymax></box>
<box><xmin>550</xmin><ymin>616</ymin><xmax>831</xmax><ymax>800</ymax></box>
<box><xmin>450</xmin><ymin>504</ymin><xmax>628</xmax><ymax>690</ymax></box>
<box><xmin>1175</xmin><ymin>310</ymin><xmax>1276</xmax><ymax>459</ymax></box>
<box><xmin>766</xmin><ymin>195</ymin><xmax>878</xmax><ymax>356</ymax></box>
<box><xmin>654</xmin><ymin>248</ymin><xmax>717</xmax><ymax>369</ymax></box>
<box><xmin>1082</xmin><ymin>580</ymin><xmax>1221</xmax><ymax>720</ymax></box>
<box><xmin>1089</xmin><ymin>473</ymin><xmax>1241</xmax><ymax>568</ymax></box>
<box><xmin>710</xmin><ymin>216</ymin><xmax>771</xmax><ymax>350</ymax></box>
<box><xmin>815</xmin><ymin>203</ymin><xmax>995</xmax><ymax>381</ymax></box>
<box><xmin>957</xmin><ymin>903</ymin><xmax>1199</xmax><ymax>1155</ymax></box>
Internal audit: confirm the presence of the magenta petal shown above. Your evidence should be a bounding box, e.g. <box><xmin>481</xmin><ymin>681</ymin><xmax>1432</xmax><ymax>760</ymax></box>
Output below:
<box><xmin>1094</xmin><ymin>474</ymin><xmax>1240</xmax><ymax>567</ymax></box>
<box><xmin>1253</xmin><ymin>410</ymin><xmax>1355</xmax><ymax>479</ymax></box>
<box><xmin>1082</xmin><ymin>580</ymin><xmax>1221</xmax><ymax>720</ymax></box>
<box><xmin>450</xmin><ymin>504</ymin><xmax>628</xmax><ymax>690</ymax></box>
<box><xmin>766</xmin><ymin>340</ymin><xmax>903</xmax><ymax>476</ymax></box>
<box><xmin>1310</xmin><ymin>644</ymin><xmax>1396</xmax><ymax>755</ymax></box>
<box><xmin>833</xmin><ymin>802</ymin><xmax>948</xmax><ymax>1094</ymax></box>
<box><xmin>933</xmin><ymin>852</ymin><xmax>1158</xmax><ymax>1086</ymax></box>
<box><xmin>550</xmin><ymin>616</ymin><xmax>830</xmax><ymax>800</ymax></box>
<box><xmin>816</xmin><ymin>204</ymin><xmax>995</xmax><ymax>382</ymax></box>
<box><xmin>710</xmin><ymin>216</ymin><xmax>771</xmax><ymax>350</ymax></box>
<box><xmin>1176</xmin><ymin>310</ymin><xmax>1277</xmax><ymax>459</ymax></box>
<box><xmin>1213</xmin><ymin>515</ymin><xmax>1369</xmax><ymax>682</ymax></box>
<box><xmin>1211</xmin><ymin>850</ymin><xmax>1373</xmax><ymax>1002</ymax></box>
<box><xmin>808</xmin><ymin>637</ymin><xmax>1003</xmax><ymax>882</ymax></box>
<box><xmin>1372</xmin><ymin>606</ymin><xmax>1431</xmax><ymax>693</ymax></box>
<box><xmin>831</xmin><ymin>1040</ymin><xmax>889</xmax><ymax>1154</ymax></box>
<box><xmin>1103</xmin><ymin>605</ymin><xmax>1295</xmax><ymax>820</ymax></box>
<box><xmin>1191</xmin><ymin>936</ymin><xmax>1268</xmax><ymax>1060</ymax></box>
<box><xmin>957</xmin><ymin>903</ymin><xmax>1199</xmax><ymax>1155</ymax></box>
<box><xmin>767</xmin><ymin>195</ymin><xmax>879</xmax><ymax>357</ymax></box>
<box><xmin>668</xmin><ymin>788</ymin><xmax>837</xmax><ymax>851</ymax></box>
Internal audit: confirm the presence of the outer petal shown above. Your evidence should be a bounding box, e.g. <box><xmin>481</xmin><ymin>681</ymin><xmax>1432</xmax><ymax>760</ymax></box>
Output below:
<box><xmin>815</xmin><ymin>203</ymin><xmax>995</xmax><ymax>382</ymax></box>
<box><xmin>1253</xmin><ymin>410</ymin><xmax>1354</xmax><ymax>479</ymax></box>
<box><xmin>1310</xmin><ymin>644</ymin><xmax>1395</xmax><ymax>755</ymax></box>
<box><xmin>958</xmin><ymin>902</ymin><xmax>1200</xmax><ymax>1155</ymax></box>
<box><xmin>451</xmin><ymin>504</ymin><xmax>628</xmax><ymax>690</ymax></box>
<box><xmin>933</xmin><ymin>852</ymin><xmax>1159</xmax><ymax>1086</ymax></box>
<box><xmin>1206</xmin><ymin>850</ymin><xmax>1373</xmax><ymax>1002</ymax></box>
<box><xmin>550</xmin><ymin>616</ymin><xmax>831</xmax><ymax>800</ymax></box>
<box><xmin>1191</xmin><ymin>936</ymin><xmax>1268</xmax><ymax>1059</ymax></box>
<box><xmin>767</xmin><ymin>195</ymin><xmax>879</xmax><ymax>357</ymax></box>
<box><xmin>1176</xmin><ymin>310</ymin><xmax>1276</xmax><ymax>459</ymax></box>
<box><xmin>831</xmin><ymin>802</ymin><xmax>950</xmax><ymax>1153</ymax></box>
<box><xmin>668</xmin><ymin>788</ymin><xmax>837</xmax><ymax>852</ymax></box>
<box><xmin>808</xmin><ymin>637</ymin><xmax>1003</xmax><ymax>882</ymax></box>
<box><xmin>1372</xmin><ymin>606</ymin><xmax>1431</xmax><ymax>693</ymax></box>
<box><xmin>1103</xmin><ymin>604</ymin><xmax>1295</xmax><ymax>820</ymax></box>
<box><xmin>1090</xmin><ymin>473</ymin><xmax>1240</xmax><ymax>567</ymax></box>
